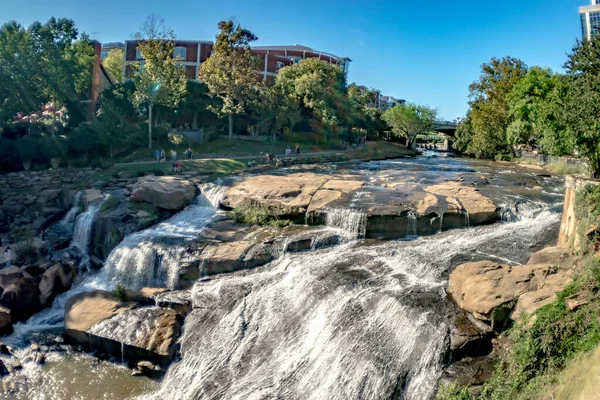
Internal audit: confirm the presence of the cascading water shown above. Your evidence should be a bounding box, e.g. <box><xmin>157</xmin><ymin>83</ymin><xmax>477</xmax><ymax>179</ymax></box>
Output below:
<box><xmin>325</xmin><ymin>208</ymin><xmax>367</xmax><ymax>239</ymax></box>
<box><xmin>146</xmin><ymin>201</ymin><xmax>562</xmax><ymax>400</ymax></box>
<box><xmin>102</xmin><ymin>183</ymin><xmax>225</xmax><ymax>289</ymax></box>
<box><xmin>60</xmin><ymin>191</ymin><xmax>83</xmax><ymax>227</ymax></box>
<box><xmin>407</xmin><ymin>210</ymin><xmax>417</xmax><ymax>236</ymax></box>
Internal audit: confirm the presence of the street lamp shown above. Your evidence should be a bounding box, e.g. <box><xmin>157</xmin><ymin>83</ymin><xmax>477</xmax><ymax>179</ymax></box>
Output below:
<box><xmin>148</xmin><ymin>82</ymin><xmax>161</xmax><ymax>149</ymax></box>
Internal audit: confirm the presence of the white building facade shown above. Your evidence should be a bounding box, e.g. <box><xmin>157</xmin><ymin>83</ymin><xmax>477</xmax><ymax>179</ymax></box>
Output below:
<box><xmin>580</xmin><ymin>0</ymin><xmax>600</xmax><ymax>40</ymax></box>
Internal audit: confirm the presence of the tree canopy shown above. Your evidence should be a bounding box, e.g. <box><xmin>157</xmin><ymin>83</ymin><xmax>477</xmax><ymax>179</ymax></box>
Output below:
<box><xmin>199</xmin><ymin>20</ymin><xmax>260</xmax><ymax>140</ymax></box>
<box><xmin>103</xmin><ymin>48</ymin><xmax>124</xmax><ymax>82</ymax></box>
<box><xmin>381</xmin><ymin>102</ymin><xmax>437</xmax><ymax>148</ymax></box>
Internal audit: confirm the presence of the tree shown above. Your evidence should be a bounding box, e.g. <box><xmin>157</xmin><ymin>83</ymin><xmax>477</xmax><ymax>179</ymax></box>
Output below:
<box><xmin>466</xmin><ymin>57</ymin><xmax>528</xmax><ymax>158</ymax></box>
<box><xmin>199</xmin><ymin>20</ymin><xmax>260</xmax><ymax>140</ymax></box>
<box><xmin>131</xmin><ymin>15</ymin><xmax>187</xmax><ymax>149</ymax></box>
<box><xmin>178</xmin><ymin>81</ymin><xmax>219</xmax><ymax>130</ymax></box>
<box><xmin>506</xmin><ymin>67</ymin><xmax>571</xmax><ymax>155</ymax></box>
<box><xmin>563</xmin><ymin>37</ymin><xmax>600</xmax><ymax>178</ymax></box>
<box><xmin>381</xmin><ymin>102</ymin><xmax>437</xmax><ymax>148</ymax></box>
<box><xmin>103</xmin><ymin>48</ymin><xmax>124</xmax><ymax>82</ymax></box>
<box><xmin>252</xmin><ymin>84</ymin><xmax>301</xmax><ymax>140</ymax></box>
<box><xmin>275</xmin><ymin>58</ymin><xmax>347</xmax><ymax>138</ymax></box>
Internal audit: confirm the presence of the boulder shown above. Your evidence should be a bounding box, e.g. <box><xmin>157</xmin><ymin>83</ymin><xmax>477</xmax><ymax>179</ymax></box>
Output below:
<box><xmin>0</xmin><ymin>307</ymin><xmax>12</xmax><ymax>335</ymax></box>
<box><xmin>38</xmin><ymin>263</ymin><xmax>76</xmax><ymax>307</ymax></box>
<box><xmin>201</xmin><ymin>241</ymin><xmax>273</xmax><ymax>275</ymax></box>
<box><xmin>130</xmin><ymin>176</ymin><xmax>196</xmax><ymax>210</ymax></box>
<box><xmin>88</xmin><ymin>306</ymin><xmax>183</xmax><ymax>366</ymax></box>
<box><xmin>424</xmin><ymin>182</ymin><xmax>500</xmax><ymax>226</ymax></box>
<box><xmin>64</xmin><ymin>290</ymin><xmax>135</xmax><ymax>345</ymax></box>
<box><xmin>449</xmin><ymin>260</ymin><xmax>569</xmax><ymax>326</ymax></box>
<box><xmin>64</xmin><ymin>290</ymin><xmax>183</xmax><ymax>366</ymax></box>
<box><xmin>527</xmin><ymin>245</ymin><xmax>570</xmax><ymax>265</ymax></box>
<box><xmin>222</xmin><ymin>173</ymin><xmax>363</xmax><ymax>218</ymax></box>
<box><xmin>0</xmin><ymin>267</ymin><xmax>40</xmax><ymax>322</ymax></box>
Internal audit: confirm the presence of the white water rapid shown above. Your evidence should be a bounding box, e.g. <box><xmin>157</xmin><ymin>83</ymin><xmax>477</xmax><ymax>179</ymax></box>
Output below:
<box><xmin>325</xmin><ymin>208</ymin><xmax>367</xmax><ymax>239</ymax></box>
<box><xmin>145</xmin><ymin>202</ymin><xmax>561</xmax><ymax>400</ymax></box>
<box><xmin>60</xmin><ymin>191</ymin><xmax>83</xmax><ymax>227</ymax></box>
<box><xmin>102</xmin><ymin>183</ymin><xmax>225</xmax><ymax>289</ymax></box>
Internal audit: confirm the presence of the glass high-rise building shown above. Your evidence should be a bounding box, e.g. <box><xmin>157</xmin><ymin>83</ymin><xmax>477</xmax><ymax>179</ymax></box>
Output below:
<box><xmin>580</xmin><ymin>0</ymin><xmax>600</xmax><ymax>40</ymax></box>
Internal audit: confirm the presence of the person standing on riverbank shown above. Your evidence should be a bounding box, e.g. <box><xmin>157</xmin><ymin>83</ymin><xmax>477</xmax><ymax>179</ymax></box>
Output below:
<box><xmin>295</xmin><ymin>145</ymin><xmax>300</xmax><ymax>156</ymax></box>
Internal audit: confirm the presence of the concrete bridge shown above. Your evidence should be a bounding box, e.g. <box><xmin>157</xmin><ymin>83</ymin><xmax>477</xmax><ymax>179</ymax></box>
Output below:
<box><xmin>432</xmin><ymin>120</ymin><xmax>459</xmax><ymax>136</ymax></box>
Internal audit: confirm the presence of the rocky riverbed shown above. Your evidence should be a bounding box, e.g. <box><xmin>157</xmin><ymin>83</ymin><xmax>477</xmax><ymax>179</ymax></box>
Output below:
<box><xmin>0</xmin><ymin>153</ymin><xmax>570</xmax><ymax>399</ymax></box>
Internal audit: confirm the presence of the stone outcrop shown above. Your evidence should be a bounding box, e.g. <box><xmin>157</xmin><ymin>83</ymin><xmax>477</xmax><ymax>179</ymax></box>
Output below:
<box><xmin>64</xmin><ymin>289</ymin><xmax>184</xmax><ymax>367</ymax></box>
<box><xmin>38</xmin><ymin>263</ymin><xmax>76</xmax><ymax>307</ymax></box>
<box><xmin>449</xmin><ymin>249</ymin><xmax>572</xmax><ymax>326</ymax></box>
<box><xmin>222</xmin><ymin>173</ymin><xmax>363</xmax><ymax>219</ymax></box>
<box><xmin>0</xmin><ymin>267</ymin><xmax>40</xmax><ymax>322</ymax></box>
<box><xmin>130</xmin><ymin>176</ymin><xmax>196</xmax><ymax>210</ymax></box>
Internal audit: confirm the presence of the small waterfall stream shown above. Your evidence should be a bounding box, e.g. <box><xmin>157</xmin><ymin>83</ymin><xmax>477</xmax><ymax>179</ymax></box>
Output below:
<box><xmin>102</xmin><ymin>183</ymin><xmax>225</xmax><ymax>289</ymax></box>
<box><xmin>407</xmin><ymin>211</ymin><xmax>417</xmax><ymax>236</ymax></box>
<box><xmin>325</xmin><ymin>208</ymin><xmax>367</xmax><ymax>239</ymax></box>
<box><xmin>61</xmin><ymin>191</ymin><xmax>83</xmax><ymax>227</ymax></box>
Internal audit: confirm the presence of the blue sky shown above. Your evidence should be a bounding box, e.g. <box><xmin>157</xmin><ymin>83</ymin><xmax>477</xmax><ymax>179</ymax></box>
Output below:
<box><xmin>1</xmin><ymin>0</ymin><xmax>585</xmax><ymax>119</ymax></box>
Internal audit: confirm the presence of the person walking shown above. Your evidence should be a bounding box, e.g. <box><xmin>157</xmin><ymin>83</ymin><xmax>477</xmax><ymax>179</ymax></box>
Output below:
<box><xmin>160</xmin><ymin>150</ymin><xmax>165</xmax><ymax>161</ymax></box>
<box><xmin>295</xmin><ymin>144</ymin><xmax>300</xmax><ymax>156</ymax></box>
<box><xmin>176</xmin><ymin>161</ymin><xmax>182</xmax><ymax>173</ymax></box>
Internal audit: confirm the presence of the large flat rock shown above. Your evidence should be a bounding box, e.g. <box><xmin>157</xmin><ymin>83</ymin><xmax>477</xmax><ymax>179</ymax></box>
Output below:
<box><xmin>130</xmin><ymin>176</ymin><xmax>196</xmax><ymax>210</ymax></box>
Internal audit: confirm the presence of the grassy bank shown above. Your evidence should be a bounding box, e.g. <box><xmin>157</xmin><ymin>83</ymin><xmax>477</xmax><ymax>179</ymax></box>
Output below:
<box><xmin>90</xmin><ymin>141</ymin><xmax>413</xmax><ymax>182</ymax></box>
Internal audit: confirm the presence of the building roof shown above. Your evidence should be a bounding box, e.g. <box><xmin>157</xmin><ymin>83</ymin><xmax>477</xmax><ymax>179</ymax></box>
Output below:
<box><xmin>250</xmin><ymin>44</ymin><xmax>351</xmax><ymax>61</ymax></box>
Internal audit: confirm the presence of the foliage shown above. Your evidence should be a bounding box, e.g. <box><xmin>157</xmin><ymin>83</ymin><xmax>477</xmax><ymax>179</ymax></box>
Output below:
<box><xmin>463</xmin><ymin>57</ymin><xmax>528</xmax><ymax>158</ymax></box>
<box><xmin>14</xmin><ymin>135</ymin><xmax>40</xmax><ymax>161</ymax></box>
<box><xmin>131</xmin><ymin>15</ymin><xmax>188</xmax><ymax>148</ymax></box>
<box><xmin>68</xmin><ymin>123</ymin><xmax>108</xmax><ymax>158</ymax></box>
<box><xmin>38</xmin><ymin>135</ymin><xmax>68</xmax><ymax>161</ymax></box>
<box><xmin>544</xmin><ymin>163</ymin><xmax>587</xmax><ymax>176</ymax></box>
<box><xmin>507</xmin><ymin>67</ymin><xmax>571</xmax><ymax>155</ymax></box>
<box><xmin>563</xmin><ymin>37</ymin><xmax>600</xmax><ymax>178</ymax></box>
<box><xmin>100</xmin><ymin>196</ymin><xmax>120</xmax><ymax>212</ymax></box>
<box><xmin>251</xmin><ymin>83</ymin><xmax>301</xmax><ymax>140</ymax></box>
<box><xmin>275</xmin><ymin>58</ymin><xmax>347</xmax><ymax>135</ymax></box>
<box><xmin>0</xmin><ymin>18</ymin><xmax>95</xmax><ymax>124</ymax></box>
<box><xmin>199</xmin><ymin>20</ymin><xmax>260</xmax><ymax>140</ymax></box>
<box><xmin>103</xmin><ymin>48</ymin><xmax>123</xmax><ymax>82</ymax></box>
<box><xmin>113</xmin><ymin>284</ymin><xmax>129</xmax><ymax>302</ymax></box>
<box><xmin>232</xmin><ymin>204</ymin><xmax>295</xmax><ymax>227</ymax></box>
<box><xmin>381</xmin><ymin>102</ymin><xmax>437</xmax><ymax>148</ymax></box>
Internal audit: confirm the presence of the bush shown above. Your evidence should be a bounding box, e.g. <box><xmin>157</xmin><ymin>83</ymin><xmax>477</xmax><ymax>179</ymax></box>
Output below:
<box><xmin>574</xmin><ymin>184</ymin><xmax>600</xmax><ymax>251</ymax></box>
<box><xmin>100</xmin><ymin>196</ymin><xmax>120</xmax><ymax>212</ymax></box>
<box><xmin>135</xmin><ymin>169</ymin><xmax>146</xmax><ymax>177</ymax></box>
<box><xmin>113</xmin><ymin>284</ymin><xmax>128</xmax><ymax>302</ymax></box>
<box><xmin>38</xmin><ymin>135</ymin><xmax>67</xmax><ymax>162</ymax></box>
<box><xmin>232</xmin><ymin>204</ymin><xmax>295</xmax><ymax>227</ymax></box>
<box><xmin>152</xmin><ymin>168</ymin><xmax>165</xmax><ymax>176</ymax></box>
<box><xmin>14</xmin><ymin>136</ymin><xmax>41</xmax><ymax>169</ymax></box>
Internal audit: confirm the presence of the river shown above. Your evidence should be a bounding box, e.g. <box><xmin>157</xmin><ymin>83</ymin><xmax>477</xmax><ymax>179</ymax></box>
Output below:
<box><xmin>1</xmin><ymin>154</ymin><xmax>564</xmax><ymax>400</ymax></box>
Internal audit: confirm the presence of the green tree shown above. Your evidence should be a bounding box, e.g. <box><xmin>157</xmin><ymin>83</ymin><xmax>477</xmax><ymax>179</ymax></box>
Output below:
<box><xmin>103</xmin><ymin>48</ymin><xmax>124</xmax><ymax>82</ymax></box>
<box><xmin>275</xmin><ymin>58</ymin><xmax>347</xmax><ymax>138</ymax></box>
<box><xmin>563</xmin><ymin>37</ymin><xmax>600</xmax><ymax>178</ymax></box>
<box><xmin>199</xmin><ymin>20</ymin><xmax>260</xmax><ymax>140</ymax></box>
<box><xmin>506</xmin><ymin>67</ymin><xmax>571</xmax><ymax>155</ymax></box>
<box><xmin>466</xmin><ymin>57</ymin><xmax>528</xmax><ymax>158</ymax></box>
<box><xmin>252</xmin><ymin>84</ymin><xmax>301</xmax><ymax>140</ymax></box>
<box><xmin>178</xmin><ymin>81</ymin><xmax>219</xmax><ymax>130</ymax></box>
<box><xmin>131</xmin><ymin>15</ymin><xmax>187</xmax><ymax>149</ymax></box>
<box><xmin>381</xmin><ymin>102</ymin><xmax>437</xmax><ymax>148</ymax></box>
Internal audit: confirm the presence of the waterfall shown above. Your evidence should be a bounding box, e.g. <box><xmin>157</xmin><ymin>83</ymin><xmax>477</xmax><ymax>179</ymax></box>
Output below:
<box><xmin>464</xmin><ymin>211</ymin><xmax>471</xmax><ymax>228</ymax></box>
<box><xmin>325</xmin><ymin>208</ymin><xmax>367</xmax><ymax>239</ymax></box>
<box><xmin>407</xmin><ymin>211</ymin><xmax>417</xmax><ymax>237</ymax></box>
<box><xmin>71</xmin><ymin>204</ymin><xmax>98</xmax><ymax>255</ymax></box>
<box><xmin>500</xmin><ymin>201</ymin><xmax>548</xmax><ymax>222</ymax></box>
<box><xmin>61</xmin><ymin>191</ymin><xmax>83</xmax><ymax>227</ymax></box>
<box><xmin>200</xmin><ymin>180</ymin><xmax>228</xmax><ymax>209</ymax></box>
<box><xmin>148</xmin><ymin>204</ymin><xmax>562</xmax><ymax>400</ymax></box>
<box><xmin>103</xmin><ymin>185</ymin><xmax>225</xmax><ymax>290</ymax></box>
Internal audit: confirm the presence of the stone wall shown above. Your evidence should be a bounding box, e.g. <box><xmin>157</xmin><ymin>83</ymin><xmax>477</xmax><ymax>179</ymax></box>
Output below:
<box><xmin>558</xmin><ymin>175</ymin><xmax>600</xmax><ymax>249</ymax></box>
<box><xmin>0</xmin><ymin>168</ymin><xmax>96</xmax><ymax>242</ymax></box>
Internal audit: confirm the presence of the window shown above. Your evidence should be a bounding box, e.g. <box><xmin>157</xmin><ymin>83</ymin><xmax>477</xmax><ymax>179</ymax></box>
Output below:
<box><xmin>276</xmin><ymin>61</ymin><xmax>285</xmax><ymax>72</ymax></box>
<box><xmin>173</xmin><ymin>46</ymin><xmax>187</xmax><ymax>60</ymax></box>
<box><xmin>135</xmin><ymin>47</ymin><xmax>142</xmax><ymax>60</ymax></box>
<box><xmin>100</xmin><ymin>50</ymin><xmax>108</xmax><ymax>59</ymax></box>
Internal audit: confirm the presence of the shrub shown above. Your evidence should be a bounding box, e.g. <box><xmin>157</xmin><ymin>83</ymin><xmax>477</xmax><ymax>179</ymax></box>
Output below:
<box><xmin>574</xmin><ymin>184</ymin><xmax>600</xmax><ymax>251</ymax></box>
<box><xmin>113</xmin><ymin>284</ymin><xmax>128</xmax><ymax>302</ymax></box>
<box><xmin>135</xmin><ymin>169</ymin><xmax>146</xmax><ymax>177</ymax></box>
<box><xmin>232</xmin><ymin>204</ymin><xmax>295</xmax><ymax>227</ymax></box>
<box><xmin>152</xmin><ymin>168</ymin><xmax>165</xmax><ymax>176</ymax></box>
<box><xmin>39</xmin><ymin>135</ymin><xmax>67</xmax><ymax>162</ymax></box>
<box><xmin>100</xmin><ymin>196</ymin><xmax>120</xmax><ymax>212</ymax></box>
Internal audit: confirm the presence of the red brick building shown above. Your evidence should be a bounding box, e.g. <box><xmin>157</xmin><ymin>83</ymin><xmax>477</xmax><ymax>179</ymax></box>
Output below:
<box><xmin>123</xmin><ymin>41</ymin><xmax>350</xmax><ymax>82</ymax></box>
